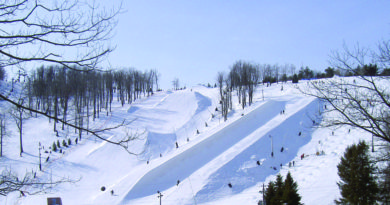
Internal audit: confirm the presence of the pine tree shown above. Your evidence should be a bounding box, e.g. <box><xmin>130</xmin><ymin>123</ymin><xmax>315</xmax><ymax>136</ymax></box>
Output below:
<box><xmin>62</xmin><ymin>139</ymin><xmax>67</xmax><ymax>147</ymax></box>
<box><xmin>292</xmin><ymin>74</ymin><xmax>299</xmax><ymax>83</ymax></box>
<box><xmin>379</xmin><ymin>162</ymin><xmax>390</xmax><ymax>203</ymax></box>
<box><xmin>273</xmin><ymin>174</ymin><xmax>285</xmax><ymax>204</ymax></box>
<box><xmin>57</xmin><ymin>140</ymin><xmax>61</xmax><ymax>148</ymax></box>
<box><xmin>52</xmin><ymin>142</ymin><xmax>57</xmax><ymax>152</ymax></box>
<box><xmin>335</xmin><ymin>141</ymin><xmax>378</xmax><ymax>204</ymax></box>
<box><xmin>282</xmin><ymin>172</ymin><xmax>301</xmax><ymax>205</ymax></box>
<box><xmin>265</xmin><ymin>181</ymin><xmax>276</xmax><ymax>205</ymax></box>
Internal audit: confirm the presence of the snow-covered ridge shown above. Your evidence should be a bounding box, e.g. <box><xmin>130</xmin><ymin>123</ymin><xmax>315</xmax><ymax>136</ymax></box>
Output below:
<box><xmin>0</xmin><ymin>81</ymin><xmax>372</xmax><ymax>205</ymax></box>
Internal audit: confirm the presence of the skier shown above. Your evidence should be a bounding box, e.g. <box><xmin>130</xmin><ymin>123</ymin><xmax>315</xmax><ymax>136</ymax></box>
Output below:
<box><xmin>176</xmin><ymin>142</ymin><xmax>179</xmax><ymax>149</ymax></box>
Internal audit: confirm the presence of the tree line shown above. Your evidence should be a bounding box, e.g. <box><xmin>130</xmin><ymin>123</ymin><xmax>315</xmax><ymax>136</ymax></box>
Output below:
<box><xmin>25</xmin><ymin>65</ymin><xmax>159</xmax><ymax>132</ymax></box>
<box><xmin>0</xmin><ymin>65</ymin><xmax>159</xmax><ymax>157</ymax></box>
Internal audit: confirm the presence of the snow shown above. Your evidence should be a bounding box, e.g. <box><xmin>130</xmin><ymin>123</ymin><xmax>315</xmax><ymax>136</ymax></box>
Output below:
<box><xmin>0</xmin><ymin>80</ymin><xmax>372</xmax><ymax>205</ymax></box>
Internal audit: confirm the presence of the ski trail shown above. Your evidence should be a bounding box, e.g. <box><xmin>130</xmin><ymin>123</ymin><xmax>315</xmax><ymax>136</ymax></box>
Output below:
<box><xmin>194</xmin><ymin>97</ymin><xmax>320</xmax><ymax>203</ymax></box>
<box><xmin>120</xmin><ymin>100</ymin><xmax>286</xmax><ymax>202</ymax></box>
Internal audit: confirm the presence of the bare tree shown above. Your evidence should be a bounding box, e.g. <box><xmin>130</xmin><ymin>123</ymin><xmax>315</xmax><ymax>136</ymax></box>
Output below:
<box><xmin>0</xmin><ymin>0</ymin><xmax>151</xmax><ymax>197</ymax></box>
<box><xmin>0</xmin><ymin>0</ymin><xmax>118</xmax><ymax>70</ymax></box>
<box><xmin>301</xmin><ymin>41</ymin><xmax>390</xmax><ymax>147</ymax></box>
<box><xmin>216</xmin><ymin>72</ymin><xmax>229</xmax><ymax>121</ymax></box>
<box><xmin>0</xmin><ymin>113</ymin><xmax>8</xmax><ymax>157</ymax></box>
<box><xmin>9</xmin><ymin>97</ymin><xmax>30</xmax><ymax>156</ymax></box>
<box><xmin>217</xmin><ymin>72</ymin><xmax>224</xmax><ymax>99</ymax></box>
<box><xmin>0</xmin><ymin>168</ymin><xmax>77</xmax><ymax>196</ymax></box>
<box><xmin>0</xmin><ymin>1</ymin><xmax>144</xmax><ymax>150</ymax></box>
<box><xmin>172</xmin><ymin>78</ymin><xmax>180</xmax><ymax>90</ymax></box>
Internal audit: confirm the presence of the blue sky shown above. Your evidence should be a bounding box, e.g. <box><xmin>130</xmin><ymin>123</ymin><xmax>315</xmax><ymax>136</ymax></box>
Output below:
<box><xmin>105</xmin><ymin>1</ymin><xmax>390</xmax><ymax>89</ymax></box>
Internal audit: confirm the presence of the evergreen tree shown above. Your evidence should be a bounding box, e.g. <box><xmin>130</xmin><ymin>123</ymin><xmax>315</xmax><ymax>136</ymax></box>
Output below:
<box><xmin>264</xmin><ymin>181</ymin><xmax>276</xmax><ymax>205</ymax></box>
<box><xmin>62</xmin><ymin>139</ymin><xmax>67</xmax><ymax>147</ymax></box>
<box><xmin>292</xmin><ymin>74</ymin><xmax>299</xmax><ymax>83</ymax></box>
<box><xmin>274</xmin><ymin>174</ymin><xmax>285</xmax><ymax>204</ymax></box>
<box><xmin>379</xmin><ymin>162</ymin><xmax>390</xmax><ymax>203</ymax></box>
<box><xmin>263</xmin><ymin>173</ymin><xmax>302</xmax><ymax>205</ymax></box>
<box><xmin>52</xmin><ymin>142</ymin><xmax>57</xmax><ymax>152</ymax></box>
<box><xmin>335</xmin><ymin>141</ymin><xmax>378</xmax><ymax>204</ymax></box>
<box><xmin>282</xmin><ymin>172</ymin><xmax>301</xmax><ymax>205</ymax></box>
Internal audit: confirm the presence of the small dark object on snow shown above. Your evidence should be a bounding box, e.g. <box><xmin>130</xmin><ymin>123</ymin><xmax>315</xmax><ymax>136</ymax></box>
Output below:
<box><xmin>147</xmin><ymin>161</ymin><xmax>149</xmax><ymax>164</ymax></box>
<box><xmin>301</xmin><ymin>154</ymin><xmax>305</xmax><ymax>160</ymax></box>
<box><xmin>283</xmin><ymin>110</ymin><xmax>285</xmax><ymax>114</ymax></box>
<box><xmin>20</xmin><ymin>191</ymin><xmax>25</xmax><ymax>197</ymax></box>
<box><xmin>273</xmin><ymin>167</ymin><xmax>277</xmax><ymax>170</ymax></box>
<box><xmin>312</xmin><ymin>120</ymin><xmax>316</xmax><ymax>125</ymax></box>
<box><xmin>101</xmin><ymin>186</ymin><xmax>106</xmax><ymax>191</ymax></box>
<box><xmin>293</xmin><ymin>161</ymin><xmax>295</xmax><ymax>166</ymax></box>
<box><xmin>47</xmin><ymin>197</ymin><xmax>62</xmax><ymax>205</ymax></box>
<box><xmin>197</xmin><ymin>129</ymin><xmax>200</xmax><ymax>134</ymax></box>
<box><xmin>160</xmin><ymin>153</ymin><xmax>162</xmax><ymax>157</ymax></box>
<box><xmin>46</xmin><ymin>156</ymin><xmax>50</xmax><ymax>162</ymax></box>
<box><xmin>111</xmin><ymin>190</ymin><xmax>114</xmax><ymax>195</ymax></box>
<box><xmin>59</xmin><ymin>149</ymin><xmax>62</xmax><ymax>153</ymax></box>
<box><xmin>289</xmin><ymin>162</ymin><xmax>292</xmax><ymax>167</ymax></box>
<box><xmin>298</xmin><ymin>131</ymin><xmax>301</xmax><ymax>136</ymax></box>
<box><xmin>241</xmin><ymin>113</ymin><xmax>244</xmax><ymax>116</ymax></box>
<box><xmin>187</xmin><ymin>138</ymin><xmax>189</xmax><ymax>142</ymax></box>
<box><xmin>332</xmin><ymin>131</ymin><xmax>334</xmax><ymax>136</ymax></box>
<box><xmin>280</xmin><ymin>147</ymin><xmax>284</xmax><ymax>152</ymax></box>
<box><xmin>280</xmin><ymin>163</ymin><xmax>283</xmax><ymax>168</ymax></box>
<box><xmin>215</xmin><ymin>107</ymin><xmax>218</xmax><ymax>111</ymax></box>
<box><xmin>271</xmin><ymin>152</ymin><xmax>274</xmax><ymax>157</ymax></box>
<box><xmin>256</xmin><ymin>160</ymin><xmax>260</xmax><ymax>166</ymax></box>
<box><xmin>228</xmin><ymin>183</ymin><xmax>232</xmax><ymax>188</ymax></box>
<box><xmin>44</xmin><ymin>150</ymin><xmax>48</xmax><ymax>153</ymax></box>
<box><xmin>348</xmin><ymin>129</ymin><xmax>351</xmax><ymax>133</ymax></box>
<box><xmin>176</xmin><ymin>142</ymin><xmax>179</xmax><ymax>149</ymax></box>
<box><xmin>177</xmin><ymin>180</ymin><xmax>180</xmax><ymax>186</ymax></box>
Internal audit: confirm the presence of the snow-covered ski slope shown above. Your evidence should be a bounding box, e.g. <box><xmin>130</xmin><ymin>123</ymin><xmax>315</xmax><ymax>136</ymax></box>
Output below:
<box><xmin>0</xmin><ymin>79</ymin><xmax>372</xmax><ymax>205</ymax></box>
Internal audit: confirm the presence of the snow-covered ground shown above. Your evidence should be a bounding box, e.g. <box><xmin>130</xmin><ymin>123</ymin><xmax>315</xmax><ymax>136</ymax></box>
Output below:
<box><xmin>0</xmin><ymin>79</ymin><xmax>372</xmax><ymax>204</ymax></box>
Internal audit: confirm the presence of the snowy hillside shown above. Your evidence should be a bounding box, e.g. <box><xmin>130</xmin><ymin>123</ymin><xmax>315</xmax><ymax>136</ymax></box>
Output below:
<box><xmin>0</xmin><ymin>79</ymin><xmax>372</xmax><ymax>205</ymax></box>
